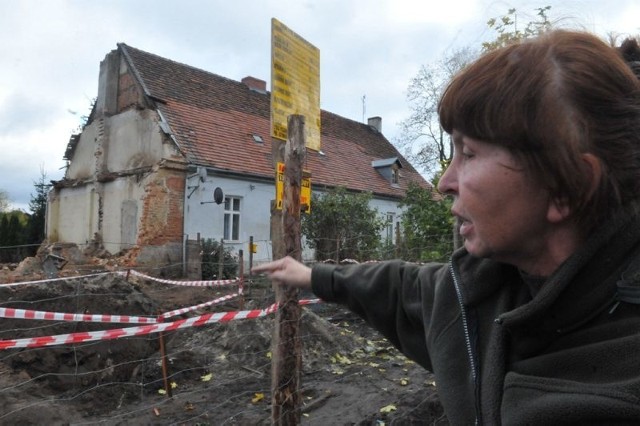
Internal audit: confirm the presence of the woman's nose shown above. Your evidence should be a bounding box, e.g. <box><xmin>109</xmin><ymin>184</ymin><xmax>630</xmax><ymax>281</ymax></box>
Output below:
<box><xmin>437</xmin><ymin>164</ymin><xmax>457</xmax><ymax>195</ymax></box>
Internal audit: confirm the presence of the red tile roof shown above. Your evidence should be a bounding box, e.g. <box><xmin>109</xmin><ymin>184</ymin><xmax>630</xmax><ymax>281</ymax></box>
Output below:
<box><xmin>120</xmin><ymin>43</ymin><xmax>430</xmax><ymax>198</ymax></box>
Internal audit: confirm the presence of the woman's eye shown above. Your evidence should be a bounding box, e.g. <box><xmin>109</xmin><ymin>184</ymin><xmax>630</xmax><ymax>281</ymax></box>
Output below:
<box><xmin>462</xmin><ymin>150</ymin><xmax>474</xmax><ymax>159</ymax></box>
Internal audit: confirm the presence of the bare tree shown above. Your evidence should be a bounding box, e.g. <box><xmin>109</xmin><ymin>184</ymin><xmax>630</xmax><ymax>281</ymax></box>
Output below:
<box><xmin>395</xmin><ymin>47</ymin><xmax>477</xmax><ymax>178</ymax></box>
<box><xmin>396</xmin><ymin>7</ymin><xmax>554</xmax><ymax>179</ymax></box>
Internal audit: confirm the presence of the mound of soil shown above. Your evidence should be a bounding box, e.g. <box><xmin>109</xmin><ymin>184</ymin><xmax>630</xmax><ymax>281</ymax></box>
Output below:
<box><xmin>0</xmin><ymin>269</ymin><xmax>447</xmax><ymax>424</ymax></box>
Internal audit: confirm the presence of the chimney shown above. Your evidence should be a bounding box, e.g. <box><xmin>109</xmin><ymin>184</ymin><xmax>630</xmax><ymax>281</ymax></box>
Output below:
<box><xmin>368</xmin><ymin>116</ymin><xmax>382</xmax><ymax>133</ymax></box>
<box><xmin>242</xmin><ymin>76</ymin><xmax>267</xmax><ymax>93</ymax></box>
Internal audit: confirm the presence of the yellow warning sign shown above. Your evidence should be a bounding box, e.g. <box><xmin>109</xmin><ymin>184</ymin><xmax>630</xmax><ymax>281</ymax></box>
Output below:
<box><xmin>270</xmin><ymin>18</ymin><xmax>321</xmax><ymax>151</ymax></box>
<box><xmin>276</xmin><ymin>162</ymin><xmax>311</xmax><ymax>213</ymax></box>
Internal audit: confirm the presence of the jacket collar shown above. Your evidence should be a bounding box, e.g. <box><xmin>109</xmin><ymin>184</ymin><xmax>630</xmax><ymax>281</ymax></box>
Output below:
<box><xmin>498</xmin><ymin>203</ymin><xmax>640</xmax><ymax>332</ymax></box>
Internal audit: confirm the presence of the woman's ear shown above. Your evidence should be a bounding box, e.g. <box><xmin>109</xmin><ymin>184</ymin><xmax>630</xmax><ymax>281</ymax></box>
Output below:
<box><xmin>547</xmin><ymin>197</ymin><xmax>571</xmax><ymax>223</ymax></box>
<box><xmin>547</xmin><ymin>153</ymin><xmax>602</xmax><ymax>224</ymax></box>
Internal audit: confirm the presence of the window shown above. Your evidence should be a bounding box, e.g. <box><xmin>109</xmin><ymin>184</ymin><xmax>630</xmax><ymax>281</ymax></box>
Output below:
<box><xmin>386</xmin><ymin>213</ymin><xmax>395</xmax><ymax>242</ymax></box>
<box><xmin>391</xmin><ymin>167</ymin><xmax>399</xmax><ymax>184</ymax></box>
<box><xmin>223</xmin><ymin>196</ymin><xmax>241</xmax><ymax>241</ymax></box>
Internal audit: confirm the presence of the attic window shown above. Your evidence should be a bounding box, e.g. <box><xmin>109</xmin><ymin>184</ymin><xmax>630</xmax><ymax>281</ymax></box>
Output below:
<box><xmin>372</xmin><ymin>157</ymin><xmax>402</xmax><ymax>186</ymax></box>
<box><xmin>252</xmin><ymin>134</ymin><xmax>264</xmax><ymax>144</ymax></box>
<box><xmin>391</xmin><ymin>168</ymin><xmax>399</xmax><ymax>184</ymax></box>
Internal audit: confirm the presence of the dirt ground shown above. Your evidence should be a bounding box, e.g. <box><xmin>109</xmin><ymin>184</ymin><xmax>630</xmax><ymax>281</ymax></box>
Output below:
<box><xmin>0</xmin><ymin>250</ymin><xmax>447</xmax><ymax>425</ymax></box>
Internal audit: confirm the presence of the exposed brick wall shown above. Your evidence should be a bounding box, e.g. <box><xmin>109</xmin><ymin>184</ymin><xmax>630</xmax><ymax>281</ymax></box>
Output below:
<box><xmin>137</xmin><ymin>168</ymin><xmax>185</xmax><ymax>247</ymax></box>
<box><xmin>117</xmin><ymin>69</ymin><xmax>142</xmax><ymax>112</ymax></box>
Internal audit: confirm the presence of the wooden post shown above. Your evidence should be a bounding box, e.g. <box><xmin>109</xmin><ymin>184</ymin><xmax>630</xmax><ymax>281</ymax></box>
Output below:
<box><xmin>249</xmin><ymin>236</ymin><xmax>254</xmax><ymax>273</ymax></box>
<box><xmin>238</xmin><ymin>249</ymin><xmax>244</xmax><ymax>310</ymax></box>
<box><xmin>157</xmin><ymin>311</ymin><xmax>172</xmax><ymax>398</ymax></box>
<box><xmin>182</xmin><ymin>234</ymin><xmax>188</xmax><ymax>277</ymax></box>
<box><xmin>271</xmin><ymin>114</ymin><xmax>305</xmax><ymax>424</ymax></box>
<box><xmin>218</xmin><ymin>238</ymin><xmax>224</xmax><ymax>279</ymax></box>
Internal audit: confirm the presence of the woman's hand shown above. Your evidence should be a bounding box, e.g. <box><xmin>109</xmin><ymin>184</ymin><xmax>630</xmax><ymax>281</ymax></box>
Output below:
<box><xmin>251</xmin><ymin>256</ymin><xmax>312</xmax><ymax>290</ymax></box>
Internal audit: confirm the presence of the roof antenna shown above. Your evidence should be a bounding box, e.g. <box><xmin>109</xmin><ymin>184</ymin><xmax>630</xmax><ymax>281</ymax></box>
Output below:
<box><xmin>362</xmin><ymin>95</ymin><xmax>366</xmax><ymax>123</ymax></box>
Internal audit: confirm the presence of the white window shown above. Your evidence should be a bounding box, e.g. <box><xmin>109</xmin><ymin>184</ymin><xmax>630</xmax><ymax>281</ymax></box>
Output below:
<box><xmin>223</xmin><ymin>196</ymin><xmax>241</xmax><ymax>241</ymax></box>
<box><xmin>386</xmin><ymin>213</ymin><xmax>395</xmax><ymax>242</ymax></box>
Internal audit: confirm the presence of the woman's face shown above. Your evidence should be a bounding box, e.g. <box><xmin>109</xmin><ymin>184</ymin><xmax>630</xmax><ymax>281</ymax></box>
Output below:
<box><xmin>438</xmin><ymin>131</ymin><xmax>567</xmax><ymax>273</ymax></box>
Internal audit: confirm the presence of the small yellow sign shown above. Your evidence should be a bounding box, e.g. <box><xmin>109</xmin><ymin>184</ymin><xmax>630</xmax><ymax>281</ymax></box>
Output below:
<box><xmin>276</xmin><ymin>162</ymin><xmax>285</xmax><ymax>210</ymax></box>
<box><xmin>276</xmin><ymin>162</ymin><xmax>311</xmax><ymax>213</ymax></box>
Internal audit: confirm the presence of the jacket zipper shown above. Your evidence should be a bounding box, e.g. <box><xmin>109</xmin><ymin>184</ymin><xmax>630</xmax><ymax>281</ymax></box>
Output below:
<box><xmin>450</xmin><ymin>262</ymin><xmax>481</xmax><ymax>425</ymax></box>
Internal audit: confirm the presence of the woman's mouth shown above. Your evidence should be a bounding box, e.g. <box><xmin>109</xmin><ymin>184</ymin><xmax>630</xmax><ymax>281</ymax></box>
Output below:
<box><xmin>458</xmin><ymin>219</ymin><xmax>472</xmax><ymax>237</ymax></box>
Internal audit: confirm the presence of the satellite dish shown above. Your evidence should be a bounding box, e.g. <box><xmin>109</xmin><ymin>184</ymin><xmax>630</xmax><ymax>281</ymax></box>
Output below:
<box><xmin>214</xmin><ymin>187</ymin><xmax>224</xmax><ymax>205</ymax></box>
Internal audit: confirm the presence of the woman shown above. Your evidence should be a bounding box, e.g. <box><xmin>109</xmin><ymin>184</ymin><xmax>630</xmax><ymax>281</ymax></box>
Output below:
<box><xmin>254</xmin><ymin>30</ymin><xmax>640</xmax><ymax>424</ymax></box>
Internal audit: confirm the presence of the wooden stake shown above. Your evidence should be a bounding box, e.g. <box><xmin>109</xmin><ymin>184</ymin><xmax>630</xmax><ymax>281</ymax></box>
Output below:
<box><xmin>271</xmin><ymin>114</ymin><xmax>305</xmax><ymax>424</ymax></box>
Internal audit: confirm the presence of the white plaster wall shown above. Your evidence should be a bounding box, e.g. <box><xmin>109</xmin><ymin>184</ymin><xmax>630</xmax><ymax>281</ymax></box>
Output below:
<box><xmin>51</xmin><ymin>185</ymin><xmax>99</xmax><ymax>245</ymax></box>
<box><xmin>66</xmin><ymin>124</ymin><xmax>99</xmax><ymax>180</ymax></box>
<box><xmin>106</xmin><ymin>110</ymin><xmax>165</xmax><ymax>170</ymax></box>
<box><xmin>184</xmin><ymin>175</ymin><xmax>275</xmax><ymax>263</ymax></box>
<box><xmin>101</xmin><ymin>178</ymin><xmax>146</xmax><ymax>255</ymax></box>
<box><xmin>184</xmin><ymin>174</ymin><xmax>406</xmax><ymax>265</ymax></box>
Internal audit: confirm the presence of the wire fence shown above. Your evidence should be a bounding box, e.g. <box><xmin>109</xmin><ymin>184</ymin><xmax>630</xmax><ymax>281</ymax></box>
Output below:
<box><xmin>0</xmin><ymin>233</ymin><xmax>455</xmax><ymax>274</ymax></box>
<box><xmin>0</xmin><ymin>264</ymin><xmax>447</xmax><ymax>424</ymax></box>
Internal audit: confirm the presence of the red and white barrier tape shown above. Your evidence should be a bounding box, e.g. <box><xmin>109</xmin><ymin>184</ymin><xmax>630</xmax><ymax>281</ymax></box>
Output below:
<box><xmin>128</xmin><ymin>270</ymin><xmax>240</xmax><ymax>287</ymax></box>
<box><xmin>2</xmin><ymin>272</ymin><xmax>114</xmax><ymax>287</ymax></box>
<box><xmin>0</xmin><ymin>307</ymin><xmax>158</xmax><ymax>324</ymax></box>
<box><xmin>159</xmin><ymin>292</ymin><xmax>241</xmax><ymax>319</ymax></box>
<box><xmin>0</xmin><ymin>303</ymin><xmax>279</xmax><ymax>350</ymax></box>
<box><xmin>0</xmin><ymin>299</ymin><xmax>322</xmax><ymax>350</ymax></box>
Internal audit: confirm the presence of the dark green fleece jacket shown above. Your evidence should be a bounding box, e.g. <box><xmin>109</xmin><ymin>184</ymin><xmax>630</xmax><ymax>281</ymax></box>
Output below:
<box><xmin>311</xmin><ymin>205</ymin><xmax>640</xmax><ymax>425</ymax></box>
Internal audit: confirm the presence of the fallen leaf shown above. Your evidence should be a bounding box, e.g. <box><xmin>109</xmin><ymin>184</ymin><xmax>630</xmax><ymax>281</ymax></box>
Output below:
<box><xmin>380</xmin><ymin>404</ymin><xmax>397</xmax><ymax>414</ymax></box>
<box><xmin>400</xmin><ymin>378</ymin><xmax>409</xmax><ymax>386</ymax></box>
<box><xmin>334</xmin><ymin>353</ymin><xmax>352</xmax><ymax>365</ymax></box>
<box><xmin>252</xmin><ymin>392</ymin><xmax>265</xmax><ymax>404</ymax></box>
<box><xmin>153</xmin><ymin>407</ymin><xmax>160</xmax><ymax>416</ymax></box>
<box><xmin>201</xmin><ymin>373</ymin><xmax>213</xmax><ymax>382</ymax></box>
<box><xmin>331</xmin><ymin>366</ymin><xmax>345</xmax><ymax>375</ymax></box>
<box><xmin>170</xmin><ymin>381</ymin><xmax>178</xmax><ymax>389</ymax></box>
<box><xmin>158</xmin><ymin>389</ymin><xmax>167</xmax><ymax>395</ymax></box>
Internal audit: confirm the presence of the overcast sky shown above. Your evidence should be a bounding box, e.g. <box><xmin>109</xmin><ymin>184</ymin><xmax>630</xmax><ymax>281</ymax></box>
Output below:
<box><xmin>1</xmin><ymin>0</ymin><xmax>638</xmax><ymax>211</ymax></box>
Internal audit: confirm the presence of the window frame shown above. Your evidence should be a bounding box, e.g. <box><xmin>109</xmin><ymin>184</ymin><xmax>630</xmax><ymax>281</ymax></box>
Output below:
<box><xmin>223</xmin><ymin>195</ymin><xmax>242</xmax><ymax>242</ymax></box>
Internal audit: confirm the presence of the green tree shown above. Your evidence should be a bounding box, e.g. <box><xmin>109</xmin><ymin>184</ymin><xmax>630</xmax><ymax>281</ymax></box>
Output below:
<box><xmin>397</xmin><ymin>182</ymin><xmax>454</xmax><ymax>262</ymax></box>
<box><xmin>201</xmin><ymin>238</ymin><xmax>238</xmax><ymax>280</ymax></box>
<box><xmin>302</xmin><ymin>187</ymin><xmax>385</xmax><ymax>262</ymax></box>
<box><xmin>26</xmin><ymin>168</ymin><xmax>50</xmax><ymax>250</ymax></box>
<box><xmin>482</xmin><ymin>6</ymin><xmax>552</xmax><ymax>52</ymax></box>
<box><xmin>0</xmin><ymin>211</ymin><xmax>28</xmax><ymax>262</ymax></box>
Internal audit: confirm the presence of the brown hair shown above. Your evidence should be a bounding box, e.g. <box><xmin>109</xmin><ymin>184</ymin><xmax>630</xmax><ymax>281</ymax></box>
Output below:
<box><xmin>439</xmin><ymin>30</ymin><xmax>640</xmax><ymax>231</ymax></box>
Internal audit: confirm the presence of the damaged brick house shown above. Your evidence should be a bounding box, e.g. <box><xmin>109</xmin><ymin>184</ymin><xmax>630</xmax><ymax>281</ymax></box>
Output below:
<box><xmin>46</xmin><ymin>43</ymin><xmax>430</xmax><ymax>270</ymax></box>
